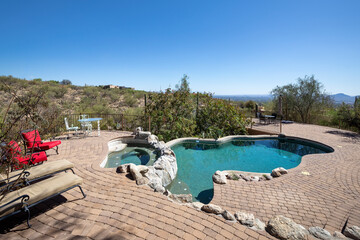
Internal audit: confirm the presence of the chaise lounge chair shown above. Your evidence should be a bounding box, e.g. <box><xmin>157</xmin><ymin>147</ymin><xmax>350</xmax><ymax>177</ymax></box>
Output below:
<box><xmin>20</xmin><ymin>129</ymin><xmax>61</xmax><ymax>154</ymax></box>
<box><xmin>0</xmin><ymin>159</ymin><xmax>75</xmax><ymax>191</ymax></box>
<box><xmin>0</xmin><ymin>171</ymin><xmax>85</xmax><ymax>227</ymax></box>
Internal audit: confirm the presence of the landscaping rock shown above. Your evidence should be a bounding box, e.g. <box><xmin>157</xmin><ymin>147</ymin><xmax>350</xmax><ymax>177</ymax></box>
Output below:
<box><xmin>278</xmin><ymin>167</ymin><xmax>288</xmax><ymax>174</ymax></box>
<box><xmin>344</xmin><ymin>226</ymin><xmax>360</xmax><ymax>240</ymax></box>
<box><xmin>147</xmin><ymin>134</ymin><xmax>158</xmax><ymax>144</ymax></box>
<box><xmin>251</xmin><ymin>218</ymin><xmax>266</xmax><ymax>231</ymax></box>
<box><xmin>250</xmin><ymin>176</ymin><xmax>260</xmax><ymax>181</ymax></box>
<box><xmin>333</xmin><ymin>231</ymin><xmax>348</xmax><ymax>239</ymax></box>
<box><xmin>263</xmin><ymin>173</ymin><xmax>273</xmax><ymax>180</ymax></box>
<box><xmin>201</xmin><ymin>204</ymin><xmax>223</xmax><ymax>215</ymax></box>
<box><xmin>169</xmin><ymin>194</ymin><xmax>193</xmax><ymax>203</ymax></box>
<box><xmin>234</xmin><ymin>212</ymin><xmax>255</xmax><ymax>227</ymax></box>
<box><xmin>189</xmin><ymin>202</ymin><xmax>204</xmax><ymax>210</ymax></box>
<box><xmin>309</xmin><ymin>227</ymin><xmax>332</xmax><ymax>240</ymax></box>
<box><xmin>148</xmin><ymin>178</ymin><xmax>165</xmax><ymax>193</ymax></box>
<box><xmin>271</xmin><ymin>167</ymin><xmax>288</xmax><ymax>177</ymax></box>
<box><xmin>129</xmin><ymin>164</ymin><xmax>147</xmax><ymax>185</ymax></box>
<box><xmin>240</xmin><ymin>174</ymin><xmax>250</xmax><ymax>181</ymax></box>
<box><xmin>137</xmin><ymin>165</ymin><xmax>149</xmax><ymax>174</ymax></box>
<box><xmin>136</xmin><ymin>131</ymin><xmax>151</xmax><ymax>139</ymax></box>
<box><xmin>116</xmin><ymin>164</ymin><xmax>130</xmax><ymax>173</ymax></box>
<box><xmin>266</xmin><ymin>215</ymin><xmax>308</xmax><ymax>240</ymax></box>
<box><xmin>222</xmin><ymin>210</ymin><xmax>236</xmax><ymax>221</ymax></box>
<box><xmin>212</xmin><ymin>171</ymin><xmax>227</xmax><ymax>184</ymax></box>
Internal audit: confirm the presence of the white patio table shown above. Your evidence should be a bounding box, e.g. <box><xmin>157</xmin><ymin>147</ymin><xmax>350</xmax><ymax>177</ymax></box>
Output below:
<box><xmin>78</xmin><ymin>118</ymin><xmax>103</xmax><ymax>136</ymax></box>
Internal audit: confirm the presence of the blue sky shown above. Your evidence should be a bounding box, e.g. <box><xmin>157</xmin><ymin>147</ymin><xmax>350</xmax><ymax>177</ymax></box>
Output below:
<box><xmin>1</xmin><ymin>0</ymin><xmax>359</xmax><ymax>95</ymax></box>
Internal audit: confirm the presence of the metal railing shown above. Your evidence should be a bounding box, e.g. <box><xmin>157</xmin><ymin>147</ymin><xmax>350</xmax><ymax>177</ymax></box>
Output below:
<box><xmin>63</xmin><ymin>113</ymin><xmax>145</xmax><ymax>132</ymax></box>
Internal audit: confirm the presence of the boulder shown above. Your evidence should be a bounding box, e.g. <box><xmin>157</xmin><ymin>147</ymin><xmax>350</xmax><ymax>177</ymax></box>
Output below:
<box><xmin>137</xmin><ymin>165</ymin><xmax>149</xmax><ymax>174</ymax></box>
<box><xmin>251</xmin><ymin>218</ymin><xmax>266</xmax><ymax>231</ymax></box>
<box><xmin>333</xmin><ymin>231</ymin><xmax>348</xmax><ymax>239</ymax></box>
<box><xmin>240</xmin><ymin>174</ymin><xmax>250</xmax><ymax>181</ymax></box>
<box><xmin>148</xmin><ymin>178</ymin><xmax>165</xmax><ymax>193</ymax></box>
<box><xmin>201</xmin><ymin>204</ymin><xmax>223</xmax><ymax>215</ymax></box>
<box><xmin>234</xmin><ymin>212</ymin><xmax>255</xmax><ymax>227</ymax></box>
<box><xmin>135</xmin><ymin>130</ymin><xmax>151</xmax><ymax>139</ymax></box>
<box><xmin>263</xmin><ymin>173</ymin><xmax>273</xmax><ymax>180</ymax></box>
<box><xmin>278</xmin><ymin>167</ymin><xmax>288</xmax><ymax>174</ymax></box>
<box><xmin>266</xmin><ymin>215</ymin><xmax>308</xmax><ymax>240</ymax></box>
<box><xmin>189</xmin><ymin>202</ymin><xmax>204</xmax><ymax>211</ymax></box>
<box><xmin>147</xmin><ymin>134</ymin><xmax>158</xmax><ymax>144</ymax></box>
<box><xmin>222</xmin><ymin>210</ymin><xmax>236</xmax><ymax>221</ymax></box>
<box><xmin>344</xmin><ymin>226</ymin><xmax>360</xmax><ymax>240</ymax></box>
<box><xmin>271</xmin><ymin>167</ymin><xmax>288</xmax><ymax>177</ymax></box>
<box><xmin>212</xmin><ymin>171</ymin><xmax>227</xmax><ymax>184</ymax></box>
<box><xmin>169</xmin><ymin>194</ymin><xmax>193</xmax><ymax>203</ymax></box>
<box><xmin>129</xmin><ymin>164</ymin><xmax>147</xmax><ymax>185</ymax></box>
<box><xmin>187</xmin><ymin>202</ymin><xmax>204</xmax><ymax>211</ymax></box>
<box><xmin>250</xmin><ymin>176</ymin><xmax>260</xmax><ymax>181</ymax></box>
<box><xmin>308</xmin><ymin>227</ymin><xmax>332</xmax><ymax>240</ymax></box>
<box><xmin>116</xmin><ymin>164</ymin><xmax>130</xmax><ymax>173</ymax></box>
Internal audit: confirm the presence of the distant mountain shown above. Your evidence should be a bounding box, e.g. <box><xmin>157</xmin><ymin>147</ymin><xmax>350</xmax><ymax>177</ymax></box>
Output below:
<box><xmin>331</xmin><ymin>93</ymin><xmax>357</xmax><ymax>105</ymax></box>
<box><xmin>214</xmin><ymin>94</ymin><xmax>272</xmax><ymax>103</ymax></box>
<box><xmin>215</xmin><ymin>93</ymin><xmax>359</xmax><ymax>105</ymax></box>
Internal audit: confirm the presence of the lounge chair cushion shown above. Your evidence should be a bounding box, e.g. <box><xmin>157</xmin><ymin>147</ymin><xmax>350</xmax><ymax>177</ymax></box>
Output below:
<box><xmin>35</xmin><ymin>141</ymin><xmax>61</xmax><ymax>151</ymax></box>
<box><xmin>0</xmin><ymin>172</ymin><xmax>83</xmax><ymax>218</ymax></box>
<box><xmin>22</xmin><ymin>130</ymin><xmax>43</xmax><ymax>148</ymax></box>
<box><xmin>4</xmin><ymin>160</ymin><xmax>74</xmax><ymax>182</ymax></box>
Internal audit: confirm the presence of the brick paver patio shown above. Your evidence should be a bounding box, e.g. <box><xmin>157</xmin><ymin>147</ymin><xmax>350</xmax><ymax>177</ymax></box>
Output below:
<box><xmin>1</xmin><ymin>123</ymin><xmax>359</xmax><ymax>239</ymax></box>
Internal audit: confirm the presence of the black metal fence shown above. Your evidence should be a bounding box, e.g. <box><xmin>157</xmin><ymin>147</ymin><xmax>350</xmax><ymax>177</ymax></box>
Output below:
<box><xmin>63</xmin><ymin>113</ymin><xmax>145</xmax><ymax>132</ymax></box>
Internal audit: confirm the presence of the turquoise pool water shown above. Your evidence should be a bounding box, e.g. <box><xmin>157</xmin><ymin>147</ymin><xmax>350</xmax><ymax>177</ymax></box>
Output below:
<box><xmin>105</xmin><ymin>146</ymin><xmax>157</xmax><ymax>168</ymax></box>
<box><xmin>167</xmin><ymin>138</ymin><xmax>332</xmax><ymax>203</ymax></box>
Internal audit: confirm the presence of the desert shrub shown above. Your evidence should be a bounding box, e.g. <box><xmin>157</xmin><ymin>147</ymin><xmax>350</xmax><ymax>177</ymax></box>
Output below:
<box><xmin>123</xmin><ymin>93</ymin><xmax>137</xmax><ymax>107</ymax></box>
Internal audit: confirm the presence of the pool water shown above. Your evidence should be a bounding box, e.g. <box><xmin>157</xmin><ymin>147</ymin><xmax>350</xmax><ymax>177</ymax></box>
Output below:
<box><xmin>105</xmin><ymin>146</ymin><xmax>157</xmax><ymax>168</ymax></box>
<box><xmin>167</xmin><ymin>138</ymin><xmax>332</xmax><ymax>203</ymax></box>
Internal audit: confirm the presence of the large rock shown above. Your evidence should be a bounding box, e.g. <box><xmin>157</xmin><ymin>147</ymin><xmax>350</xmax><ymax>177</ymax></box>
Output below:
<box><xmin>116</xmin><ymin>164</ymin><xmax>130</xmax><ymax>173</ymax></box>
<box><xmin>169</xmin><ymin>194</ymin><xmax>193</xmax><ymax>203</ymax></box>
<box><xmin>147</xmin><ymin>134</ymin><xmax>158</xmax><ymax>144</ymax></box>
<box><xmin>266</xmin><ymin>215</ymin><xmax>308</xmax><ymax>240</ymax></box>
<box><xmin>153</xmin><ymin>154</ymin><xmax>177</xmax><ymax>185</ymax></box>
<box><xmin>271</xmin><ymin>167</ymin><xmax>288</xmax><ymax>177</ymax></box>
<box><xmin>263</xmin><ymin>173</ymin><xmax>273</xmax><ymax>180</ymax></box>
<box><xmin>251</xmin><ymin>218</ymin><xmax>266</xmax><ymax>231</ymax></box>
<box><xmin>212</xmin><ymin>171</ymin><xmax>227</xmax><ymax>184</ymax></box>
<box><xmin>129</xmin><ymin>164</ymin><xmax>148</xmax><ymax>185</ymax></box>
<box><xmin>189</xmin><ymin>202</ymin><xmax>204</xmax><ymax>211</ymax></box>
<box><xmin>222</xmin><ymin>210</ymin><xmax>236</xmax><ymax>221</ymax></box>
<box><xmin>333</xmin><ymin>231</ymin><xmax>348</xmax><ymax>239</ymax></box>
<box><xmin>235</xmin><ymin>212</ymin><xmax>255</xmax><ymax>227</ymax></box>
<box><xmin>344</xmin><ymin>226</ymin><xmax>360</xmax><ymax>240</ymax></box>
<box><xmin>308</xmin><ymin>227</ymin><xmax>332</xmax><ymax>240</ymax></box>
<box><xmin>240</xmin><ymin>174</ymin><xmax>250</xmax><ymax>181</ymax></box>
<box><xmin>201</xmin><ymin>204</ymin><xmax>223</xmax><ymax>215</ymax></box>
<box><xmin>147</xmin><ymin>177</ymin><xmax>165</xmax><ymax>193</ymax></box>
<box><xmin>250</xmin><ymin>176</ymin><xmax>260</xmax><ymax>181</ymax></box>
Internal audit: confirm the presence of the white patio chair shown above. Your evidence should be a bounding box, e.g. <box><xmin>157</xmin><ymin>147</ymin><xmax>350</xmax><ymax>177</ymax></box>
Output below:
<box><xmin>64</xmin><ymin>117</ymin><xmax>79</xmax><ymax>136</ymax></box>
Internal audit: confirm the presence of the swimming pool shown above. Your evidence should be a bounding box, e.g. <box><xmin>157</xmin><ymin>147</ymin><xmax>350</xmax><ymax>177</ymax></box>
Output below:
<box><xmin>166</xmin><ymin>137</ymin><xmax>333</xmax><ymax>203</ymax></box>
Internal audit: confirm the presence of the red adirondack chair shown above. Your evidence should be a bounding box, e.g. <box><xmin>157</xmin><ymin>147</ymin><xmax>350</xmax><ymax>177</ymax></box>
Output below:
<box><xmin>7</xmin><ymin>140</ymin><xmax>47</xmax><ymax>169</ymax></box>
<box><xmin>21</xmin><ymin>129</ymin><xmax>61</xmax><ymax>154</ymax></box>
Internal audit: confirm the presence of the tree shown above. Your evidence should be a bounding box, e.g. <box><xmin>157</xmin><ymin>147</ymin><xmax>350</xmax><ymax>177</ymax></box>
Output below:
<box><xmin>271</xmin><ymin>75</ymin><xmax>332</xmax><ymax>123</ymax></box>
<box><xmin>175</xmin><ymin>74</ymin><xmax>190</xmax><ymax>92</ymax></box>
<box><xmin>60</xmin><ymin>79</ymin><xmax>72</xmax><ymax>85</ymax></box>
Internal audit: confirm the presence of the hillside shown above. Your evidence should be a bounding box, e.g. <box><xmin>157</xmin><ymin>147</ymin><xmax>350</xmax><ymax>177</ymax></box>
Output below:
<box><xmin>0</xmin><ymin>76</ymin><xmax>146</xmax><ymax>116</ymax></box>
